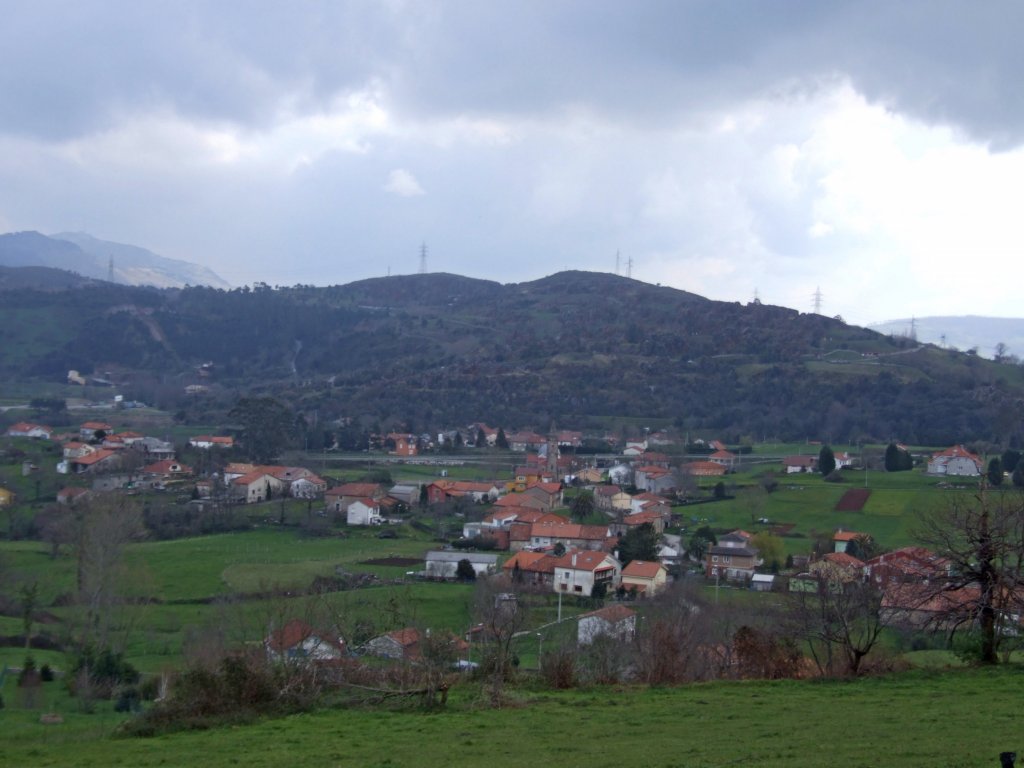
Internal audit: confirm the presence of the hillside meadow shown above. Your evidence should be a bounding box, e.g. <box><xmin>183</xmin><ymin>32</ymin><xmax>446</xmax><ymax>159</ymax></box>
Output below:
<box><xmin>2</xmin><ymin>666</ymin><xmax>1022</xmax><ymax>767</ymax></box>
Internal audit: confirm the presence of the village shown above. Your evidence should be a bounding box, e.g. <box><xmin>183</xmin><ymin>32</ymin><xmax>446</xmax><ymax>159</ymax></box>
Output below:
<box><xmin>1</xmin><ymin>411</ymin><xmax>1007</xmax><ymax>676</ymax></box>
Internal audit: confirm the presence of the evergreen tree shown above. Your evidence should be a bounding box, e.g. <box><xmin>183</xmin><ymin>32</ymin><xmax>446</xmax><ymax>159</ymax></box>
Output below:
<box><xmin>988</xmin><ymin>457</ymin><xmax>1004</xmax><ymax>487</ymax></box>
<box><xmin>570</xmin><ymin>490</ymin><xmax>595</xmax><ymax>521</ymax></box>
<box><xmin>1001</xmin><ymin>449</ymin><xmax>1021</xmax><ymax>475</ymax></box>
<box><xmin>495</xmin><ymin>427</ymin><xmax>509</xmax><ymax>450</ymax></box>
<box><xmin>884</xmin><ymin>443</ymin><xmax>901</xmax><ymax>472</ymax></box>
<box><xmin>688</xmin><ymin>526</ymin><xmax>717</xmax><ymax>561</ymax></box>
<box><xmin>618</xmin><ymin>522</ymin><xmax>659</xmax><ymax>565</ymax></box>
<box><xmin>818</xmin><ymin>445</ymin><xmax>836</xmax><ymax>476</ymax></box>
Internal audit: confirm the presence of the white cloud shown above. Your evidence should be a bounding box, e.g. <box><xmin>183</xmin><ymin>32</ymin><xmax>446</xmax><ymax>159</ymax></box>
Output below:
<box><xmin>383</xmin><ymin>168</ymin><xmax>424</xmax><ymax>197</ymax></box>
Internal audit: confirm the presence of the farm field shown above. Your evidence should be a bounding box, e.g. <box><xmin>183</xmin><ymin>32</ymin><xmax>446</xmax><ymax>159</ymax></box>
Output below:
<box><xmin>1</xmin><ymin>666</ymin><xmax>1021</xmax><ymax>767</ymax></box>
<box><xmin>0</xmin><ymin>526</ymin><xmax>486</xmax><ymax>673</ymax></box>
<box><xmin>682</xmin><ymin>467</ymin><xmax>967</xmax><ymax>553</ymax></box>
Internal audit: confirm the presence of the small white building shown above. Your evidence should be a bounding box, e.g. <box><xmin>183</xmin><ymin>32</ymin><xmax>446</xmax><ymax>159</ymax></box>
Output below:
<box><xmin>424</xmin><ymin>551</ymin><xmax>499</xmax><ymax>579</ymax></box>
<box><xmin>578</xmin><ymin>604</ymin><xmax>636</xmax><ymax>645</ymax></box>
<box><xmin>347</xmin><ymin>498</ymin><xmax>383</xmax><ymax>526</ymax></box>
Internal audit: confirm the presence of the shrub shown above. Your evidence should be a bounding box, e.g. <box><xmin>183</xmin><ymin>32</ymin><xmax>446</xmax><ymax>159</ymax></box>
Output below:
<box><xmin>114</xmin><ymin>686</ymin><xmax>141</xmax><ymax>713</ymax></box>
<box><xmin>68</xmin><ymin>646</ymin><xmax>140</xmax><ymax>699</ymax></box>
<box><xmin>540</xmin><ymin>645</ymin><xmax>577</xmax><ymax>689</ymax></box>
<box><xmin>39</xmin><ymin>663</ymin><xmax>54</xmax><ymax>682</ymax></box>
<box><xmin>139</xmin><ymin>675</ymin><xmax>163</xmax><ymax>701</ymax></box>
<box><xmin>123</xmin><ymin>653</ymin><xmax>322</xmax><ymax>736</ymax></box>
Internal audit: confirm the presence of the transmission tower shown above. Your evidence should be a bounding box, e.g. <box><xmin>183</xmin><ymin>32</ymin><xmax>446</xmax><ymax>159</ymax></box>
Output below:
<box><xmin>752</xmin><ymin>288</ymin><xmax>761</xmax><ymax>305</ymax></box>
<box><xmin>418</xmin><ymin>242</ymin><xmax>428</xmax><ymax>274</ymax></box>
<box><xmin>626</xmin><ymin>255</ymin><xmax>633</xmax><ymax>279</ymax></box>
<box><xmin>108</xmin><ymin>255</ymin><xmax>115</xmax><ymax>283</ymax></box>
<box><xmin>615</xmin><ymin>250</ymin><xmax>620</xmax><ymax>276</ymax></box>
<box><xmin>812</xmin><ymin>286</ymin><xmax>823</xmax><ymax>314</ymax></box>
<box><xmin>909</xmin><ymin>317</ymin><xmax>918</xmax><ymax>341</ymax></box>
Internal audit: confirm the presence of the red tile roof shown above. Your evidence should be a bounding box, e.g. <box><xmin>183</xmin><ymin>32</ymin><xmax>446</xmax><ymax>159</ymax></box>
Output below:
<box><xmin>580</xmin><ymin>604</ymin><xmax>636</xmax><ymax>623</ymax></box>
<box><xmin>622</xmin><ymin>560</ymin><xmax>664</xmax><ymax>579</ymax></box>
<box><xmin>72</xmin><ymin>448</ymin><xmax>117</xmax><ymax>465</ymax></box>
<box><xmin>551</xmin><ymin>549</ymin><xmax>617</xmax><ymax>573</ymax></box>
<box><xmin>822</xmin><ymin>552</ymin><xmax>865</xmax><ymax>568</ymax></box>
<box><xmin>266</xmin><ymin>619</ymin><xmax>344</xmax><ymax>654</ymax></box>
<box><xmin>833</xmin><ymin>530</ymin><xmax>869</xmax><ymax>542</ymax></box>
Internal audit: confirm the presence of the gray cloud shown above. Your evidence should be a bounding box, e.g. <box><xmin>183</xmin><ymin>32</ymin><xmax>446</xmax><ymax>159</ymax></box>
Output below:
<box><xmin>1</xmin><ymin>1</ymin><xmax>1023</xmax><ymax>325</ymax></box>
<box><xmin>3</xmin><ymin>2</ymin><xmax>1021</xmax><ymax>144</ymax></box>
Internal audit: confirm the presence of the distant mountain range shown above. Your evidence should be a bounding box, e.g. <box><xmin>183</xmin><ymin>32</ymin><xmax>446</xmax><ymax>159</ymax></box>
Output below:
<box><xmin>869</xmin><ymin>316</ymin><xmax>1024</xmax><ymax>360</ymax></box>
<box><xmin>0</xmin><ymin>231</ymin><xmax>229</xmax><ymax>289</ymax></box>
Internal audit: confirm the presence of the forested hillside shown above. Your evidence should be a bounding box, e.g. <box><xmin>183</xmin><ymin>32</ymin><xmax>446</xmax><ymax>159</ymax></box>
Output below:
<box><xmin>2</xmin><ymin>269</ymin><xmax>1022</xmax><ymax>444</ymax></box>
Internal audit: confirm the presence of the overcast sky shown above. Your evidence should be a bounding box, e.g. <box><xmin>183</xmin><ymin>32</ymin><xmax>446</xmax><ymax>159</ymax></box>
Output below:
<box><xmin>1</xmin><ymin>1</ymin><xmax>1022</xmax><ymax>325</ymax></box>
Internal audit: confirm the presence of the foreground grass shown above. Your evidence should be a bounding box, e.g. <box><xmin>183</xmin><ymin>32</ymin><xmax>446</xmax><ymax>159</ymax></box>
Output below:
<box><xmin>2</xmin><ymin>666</ymin><xmax>1022</xmax><ymax>767</ymax></box>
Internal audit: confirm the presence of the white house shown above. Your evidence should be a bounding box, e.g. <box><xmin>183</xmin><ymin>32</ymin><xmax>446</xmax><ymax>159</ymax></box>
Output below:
<box><xmin>578</xmin><ymin>604</ymin><xmax>636</xmax><ymax>645</ymax></box>
<box><xmin>265</xmin><ymin>619</ymin><xmax>345</xmax><ymax>663</ymax></box>
<box><xmin>424</xmin><ymin>551</ymin><xmax>499</xmax><ymax>579</ymax></box>
<box><xmin>552</xmin><ymin>549</ymin><xmax>621</xmax><ymax>597</ymax></box>
<box><xmin>5</xmin><ymin>422</ymin><xmax>53</xmax><ymax>439</ymax></box>
<box><xmin>926</xmin><ymin>445</ymin><xmax>982</xmax><ymax>476</ymax></box>
<box><xmin>347</xmin><ymin>498</ymin><xmax>383</xmax><ymax>526</ymax></box>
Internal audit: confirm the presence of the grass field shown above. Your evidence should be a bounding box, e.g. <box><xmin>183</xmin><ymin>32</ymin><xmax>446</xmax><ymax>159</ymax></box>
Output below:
<box><xmin>682</xmin><ymin>466</ymin><xmax>974</xmax><ymax>552</ymax></box>
<box><xmin>2</xmin><ymin>666</ymin><xmax>1022</xmax><ymax>767</ymax></box>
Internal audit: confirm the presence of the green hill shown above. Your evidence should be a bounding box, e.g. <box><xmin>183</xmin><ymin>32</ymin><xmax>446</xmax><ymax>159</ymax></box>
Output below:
<box><xmin>2</xmin><ymin>270</ymin><xmax>1022</xmax><ymax>444</ymax></box>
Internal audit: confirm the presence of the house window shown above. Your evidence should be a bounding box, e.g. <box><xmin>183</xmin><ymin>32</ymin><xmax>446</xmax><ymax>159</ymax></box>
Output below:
<box><xmin>574</xmin><ymin>585</ymin><xmax>583</xmax><ymax>593</ymax></box>
<box><xmin>724</xmin><ymin>555</ymin><xmax>731</xmax><ymax>563</ymax></box>
<box><xmin>711</xmin><ymin>555</ymin><xmax>718</xmax><ymax>563</ymax></box>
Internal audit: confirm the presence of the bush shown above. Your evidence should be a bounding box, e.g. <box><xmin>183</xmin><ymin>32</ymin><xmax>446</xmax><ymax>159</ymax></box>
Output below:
<box><xmin>139</xmin><ymin>674</ymin><xmax>163</xmax><ymax>701</ymax></box>
<box><xmin>540</xmin><ymin>645</ymin><xmax>577</xmax><ymax>689</ymax></box>
<box><xmin>114</xmin><ymin>686</ymin><xmax>142</xmax><ymax>713</ymax></box>
<box><xmin>124</xmin><ymin>653</ymin><xmax>322</xmax><ymax>736</ymax></box>
<box><xmin>68</xmin><ymin>646</ymin><xmax>140</xmax><ymax>699</ymax></box>
<box><xmin>39</xmin><ymin>663</ymin><xmax>54</xmax><ymax>682</ymax></box>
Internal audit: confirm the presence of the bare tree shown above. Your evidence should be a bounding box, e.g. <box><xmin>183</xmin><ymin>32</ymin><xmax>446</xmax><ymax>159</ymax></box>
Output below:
<box><xmin>787</xmin><ymin>575</ymin><xmax>884</xmax><ymax>676</ymax></box>
<box><xmin>71</xmin><ymin>493</ymin><xmax>146</xmax><ymax>651</ymax></box>
<box><xmin>633</xmin><ymin>582</ymin><xmax>710</xmax><ymax>683</ymax></box>
<box><xmin>914</xmin><ymin>486</ymin><xmax>1024</xmax><ymax>664</ymax></box>
<box><xmin>472</xmin><ymin>576</ymin><xmax>528</xmax><ymax>706</ymax></box>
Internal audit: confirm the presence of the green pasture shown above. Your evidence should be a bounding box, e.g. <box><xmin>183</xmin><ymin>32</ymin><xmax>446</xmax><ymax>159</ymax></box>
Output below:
<box><xmin>3</xmin><ymin>666</ymin><xmax>1023</xmax><ymax>767</ymax></box>
<box><xmin>680</xmin><ymin>468</ymin><xmax>975</xmax><ymax>553</ymax></box>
